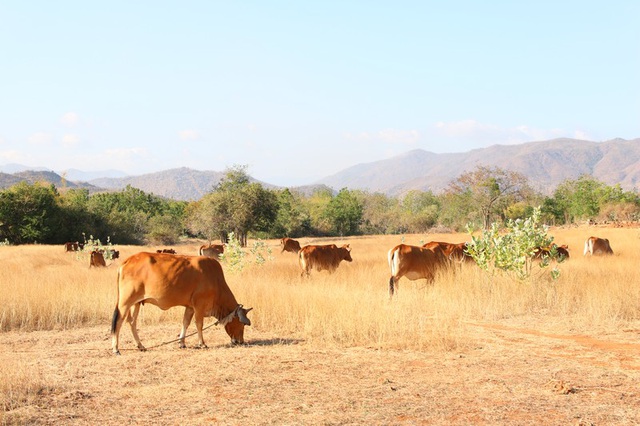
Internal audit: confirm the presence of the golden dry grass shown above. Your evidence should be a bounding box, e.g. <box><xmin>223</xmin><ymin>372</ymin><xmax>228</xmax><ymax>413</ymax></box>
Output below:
<box><xmin>1</xmin><ymin>227</ymin><xmax>640</xmax><ymax>424</ymax></box>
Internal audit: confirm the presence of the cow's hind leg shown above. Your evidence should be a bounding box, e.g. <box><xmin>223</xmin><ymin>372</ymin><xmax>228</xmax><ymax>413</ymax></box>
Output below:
<box><xmin>178</xmin><ymin>307</ymin><xmax>195</xmax><ymax>349</ymax></box>
<box><xmin>111</xmin><ymin>306</ymin><xmax>126</xmax><ymax>355</ymax></box>
<box><xmin>127</xmin><ymin>303</ymin><xmax>146</xmax><ymax>351</ymax></box>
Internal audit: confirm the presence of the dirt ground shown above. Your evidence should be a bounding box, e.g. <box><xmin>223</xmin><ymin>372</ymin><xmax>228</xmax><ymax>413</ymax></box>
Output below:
<box><xmin>2</xmin><ymin>316</ymin><xmax>639</xmax><ymax>425</ymax></box>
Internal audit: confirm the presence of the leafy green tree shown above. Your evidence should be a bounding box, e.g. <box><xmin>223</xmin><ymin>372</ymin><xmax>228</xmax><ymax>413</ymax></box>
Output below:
<box><xmin>359</xmin><ymin>192</ymin><xmax>399</xmax><ymax>235</ymax></box>
<box><xmin>272</xmin><ymin>188</ymin><xmax>311</xmax><ymax>238</ymax></box>
<box><xmin>186</xmin><ymin>165</ymin><xmax>278</xmax><ymax>246</ymax></box>
<box><xmin>323</xmin><ymin>188</ymin><xmax>363</xmax><ymax>236</ymax></box>
<box><xmin>0</xmin><ymin>182</ymin><xmax>62</xmax><ymax>244</ymax></box>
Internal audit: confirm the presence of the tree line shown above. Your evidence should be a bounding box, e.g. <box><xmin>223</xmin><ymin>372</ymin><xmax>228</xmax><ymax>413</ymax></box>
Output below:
<box><xmin>1</xmin><ymin>164</ymin><xmax>638</xmax><ymax>246</ymax></box>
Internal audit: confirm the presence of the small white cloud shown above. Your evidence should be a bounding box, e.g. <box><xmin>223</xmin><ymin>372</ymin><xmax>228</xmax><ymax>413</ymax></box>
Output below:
<box><xmin>28</xmin><ymin>132</ymin><xmax>52</xmax><ymax>145</ymax></box>
<box><xmin>573</xmin><ymin>130</ymin><xmax>590</xmax><ymax>140</ymax></box>
<box><xmin>62</xmin><ymin>134</ymin><xmax>80</xmax><ymax>148</ymax></box>
<box><xmin>61</xmin><ymin>112</ymin><xmax>79</xmax><ymax>127</ymax></box>
<box><xmin>179</xmin><ymin>130</ymin><xmax>200</xmax><ymax>141</ymax></box>
<box><xmin>377</xmin><ymin>129</ymin><xmax>419</xmax><ymax>145</ymax></box>
<box><xmin>0</xmin><ymin>150</ymin><xmax>25</xmax><ymax>163</ymax></box>
<box><xmin>434</xmin><ymin>120</ymin><xmax>570</xmax><ymax>146</ymax></box>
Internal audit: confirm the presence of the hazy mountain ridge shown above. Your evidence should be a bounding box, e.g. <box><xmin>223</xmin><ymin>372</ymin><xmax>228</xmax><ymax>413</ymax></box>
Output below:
<box><xmin>0</xmin><ymin>138</ymin><xmax>638</xmax><ymax>199</ymax></box>
<box><xmin>316</xmin><ymin>138</ymin><xmax>640</xmax><ymax>195</ymax></box>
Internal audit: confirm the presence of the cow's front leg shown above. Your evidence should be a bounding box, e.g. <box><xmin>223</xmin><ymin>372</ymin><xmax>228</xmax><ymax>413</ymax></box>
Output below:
<box><xmin>179</xmin><ymin>307</ymin><xmax>195</xmax><ymax>348</ymax></box>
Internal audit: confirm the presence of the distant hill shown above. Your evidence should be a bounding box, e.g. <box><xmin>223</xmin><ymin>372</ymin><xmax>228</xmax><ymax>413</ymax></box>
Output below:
<box><xmin>1</xmin><ymin>138</ymin><xmax>638</xmax><ymax>199</ymax></box>
<box><xmin>315</xmin><ymin>138</ymin><xmax>640</xmax><ymax>195</ymax></box>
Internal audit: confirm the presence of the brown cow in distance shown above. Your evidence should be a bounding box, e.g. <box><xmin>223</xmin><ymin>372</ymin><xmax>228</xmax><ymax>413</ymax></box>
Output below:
<box><xmin>89</xmin><ymin>250</ymin><xmax>106</xmax><ymax>268</ymax></box>
<box><xmin>280</xmin><ymin>238</ymin><xmax>301</xmax><ymax>254</ymax></box>
<box><xmin>111</xmin><ymin>252</ymin><xmax>252</xmax><ymax>355</ymax></box>
<box><xmin>199</xmin><ymin>244</ymin><xmax>225</xmax><ymax>259</ymax></box>
<box><xmin>157</xmin><ymin>248</ymin><xmax>177</xmax><ymax>254</ymax></box>
<box><xmin>388</xmin><ymin>244</ymin><xmax>448</xmax><ymax>297</ymax></box>
<box><xmin>64</xmin><ymin>241</ymin><xmax>83</xmax><ymax>252</ymax></box>
<box><xmin>298</xmin><ymin>244</ymin><xmax>352</xmax><ymax>277</ymax></box>
<box><xmin>533</xmin><ymin>244</ymin><xmax>570</xmax><ymax>261</ymax></box>
<box><xmin>422</xmin><ymin>241</ymin><xmax>473</xmax><ymax>264</ymax></box>
<box><xmin>583</xmin><ymin>237</ymin><xmax>613</xmax><ymax>256</ymax></box>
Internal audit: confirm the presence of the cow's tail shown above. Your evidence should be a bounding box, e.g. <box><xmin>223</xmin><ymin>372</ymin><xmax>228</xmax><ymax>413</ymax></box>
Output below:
<box><xmin>583</xmin><ymin>238</ymin><xmax>592</xmax><ymax>256</ymax></box>
<box><xmin>110</xmin><ymin>268</ymin><xmax>122</xmax><ymax>334</ymax></box>
<box><xmin>388</xmin><ymin>247</ymin><xmax>398</xmax><ymax>297</ymax></box>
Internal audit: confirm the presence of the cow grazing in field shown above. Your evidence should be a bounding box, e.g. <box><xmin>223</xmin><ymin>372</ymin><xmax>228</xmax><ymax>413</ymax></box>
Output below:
<box><xmin>422</xmin><ymin>241</ymin><xmax>473</xmax><ymax>264</ymax></box>
<box><xmin>533</xmin><ymin>244</ymin><xmax>570</xmax><ymax>261</ymax></box>
<box><xmin>89</xmin><ymin>250</ymin><xmax>106</xmax><ymax>268</ymax></box>
<box><xmin>64</xmin><ymin>241</ymin><xmax>80</xmax><ymax>252</ymax></box>
<box><xmin>280</xmin><ymin>237</ymin><xmax>301</xmax><ymax>254</ymax></box>
<box><xmin>111</xmin><ymin>252</ymin><xmax>253</xmax><ymax>355</ymax></box>
<box><xmin>298</xmin><ymin>244</ymin><xmax>353</xmax><ymax>277</ymax></box>
<box><xmin>388</xmin><ymin>243</ymin><xmax>448</xmax><ymax>297</ymax></box>
<box><xmin>157</xmin><ymin>248</ymin><xmax>177</xmax><ymax>254</ymax></box>
<box><xmin>583</xmin><ymin>237</ymin><xmax>613</xmax><ymax>256</ymax></box>
<box><xmin>199</xmin><ymin>244</ymin><xmax>225</xmax><ymax>259</ymax></box>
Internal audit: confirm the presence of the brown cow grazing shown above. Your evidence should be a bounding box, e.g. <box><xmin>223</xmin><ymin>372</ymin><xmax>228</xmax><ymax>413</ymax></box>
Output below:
<box><xmin>199</xmin><ymin>244</ymin><xmax>225</xmax><ymax>259</ymax></box>
<box><xmin>89</xmin><ymin>250</ymin><xmax>106</xmax><ymax>268</ymax></box>
<box><xmin>422</xmin><ymin>241</ymin><xmax>473</xmax><ymax>264</ymax></box>
<box><xmin>583</xmin><ymin>237</ymin><xmax>613</xmax><ymax>256</ymax></box>
<box><xmin>111</xmin><ymin>252</ymin><xmax>253</xmax><ymax>355</ymax></box>
<box><xmin>388</xmin><ymin>244</ymin><xmax>448</xmax><ymax>297</ymax></box>
<box><xmin>280</xmin><ymin>237</ymin><xmax>302</xmax><ymax>254</ymax></box>
<box><xmin>64</xmin><ymin>241</ymin><xmax>80</xmax><ymax>252</ymax></box>
<box><xmin>298</xmin><ymin>244</ymin><xmax>353</xmax><ymax>277</ymax></box>
<box><xmin>157</xmin><ymin>248</ymin><xmax>177</xmax><ymax>254</ymax></box>
<box><xmin>533</xmin><ymin>244</ymin><xmax>570</xmax><ymax>261</ymax></box>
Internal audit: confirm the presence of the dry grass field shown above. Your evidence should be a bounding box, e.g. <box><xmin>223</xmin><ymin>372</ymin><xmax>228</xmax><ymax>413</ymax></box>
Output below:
<box><xmin>1</xmin><ymin>226</ymin><xmax>640</xmax><ymax>425</ymax></box>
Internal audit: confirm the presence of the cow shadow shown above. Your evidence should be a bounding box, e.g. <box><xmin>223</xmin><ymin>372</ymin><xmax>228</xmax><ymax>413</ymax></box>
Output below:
<box><xmin>247</xmin><ymin>338</ymin><xmax>304</xmax><ymax>347</ymax></box>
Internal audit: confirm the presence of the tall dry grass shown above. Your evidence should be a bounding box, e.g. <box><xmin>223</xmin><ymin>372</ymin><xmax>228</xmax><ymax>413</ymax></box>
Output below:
<box><xmin>1</xmin><ymin>227</ymin><xmax>639</xmax><ymax>352</ymax></box>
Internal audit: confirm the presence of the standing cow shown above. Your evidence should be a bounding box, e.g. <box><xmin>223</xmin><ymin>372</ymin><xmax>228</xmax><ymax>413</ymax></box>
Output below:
<box><xmin>280</xmin><ymin>237</ymin><xmax>301</xmax><ymax>254</ymax></box>
<box><xmin>89</xmin><ymin>250</ymin><xmax>107</xmax><ymax>268</ymax></box>
<box><xmin>111</xmin><ymin>252</ymin><xmax>252</xmax><ymax>355</ymax></box>
<box><xmin>199</xmin><ymin>244</ymin><xmax>225</xmax><ymax>259</ymax></box>
<box><xmin>298</xmin><ymin>244</ymin><xmax>353</xmax><ymax>277</ymax></box>
<box><xmin>388</xmin><ymin>243</ymin><xmax>448</xmax><ymax>297</ymax></box>
<box><xmin>583</xmin><ymin>237</ymin><xmax>613</xmax><ymax>256</ymax></box>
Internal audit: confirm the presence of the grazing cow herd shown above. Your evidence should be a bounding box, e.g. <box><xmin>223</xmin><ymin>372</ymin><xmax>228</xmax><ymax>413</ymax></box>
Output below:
<box><xmin>60</xmin><ymin>231</ymin><xmax>617</xmax><ymax>354</ymax></box>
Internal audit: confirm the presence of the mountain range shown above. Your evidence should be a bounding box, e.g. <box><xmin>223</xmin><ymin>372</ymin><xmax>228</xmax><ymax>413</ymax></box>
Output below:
<box><xmin>0</xmin><ymin>138</ymin><xmax>638</xmax><ymax>201</ymax></box>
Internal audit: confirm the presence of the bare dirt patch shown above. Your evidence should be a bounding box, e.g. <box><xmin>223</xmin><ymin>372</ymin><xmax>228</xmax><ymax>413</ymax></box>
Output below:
<box><xmin>2</xmin><ymin>319</ymin><xmax>639</xmax><ymax>425</ymax></box>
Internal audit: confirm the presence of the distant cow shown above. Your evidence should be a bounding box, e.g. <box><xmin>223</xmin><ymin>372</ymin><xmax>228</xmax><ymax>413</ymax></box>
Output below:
<box><xmin>89</xmin><ymin>250</ymin><xmax>106</xmax><ymax>268</ymax></box>
<box><xmin>64</xmin><ymin>241</ymin><xmax>81</xmax><ymax>252</ymax></box>
<box><xmin>199</xmin><ymin>244</ymin><xmax>225</xmax><ymax>259</ymax></box>
<box><xmin>422</xmin><ymin>241</ymin><xmax>473</xmax><ymax>264</ymax></box>
<box><xmin>533</xmin><ymin>244</ymin><xmax>570</xmax><ymax>261</ymax></box>
<box><xmin>157</xmin><ymin>248</ymin><xmax>177</xmax><ymax>254</ymax></box>
<box><xmin>111</xmin><ymin>252</ymin><xmax>252</xmax><ymax>355</ymax></box>
<box><xmin>280</xmin><ymin>238</ymin><xmax>301</xmax><ymax>254</ymax></box>
<box><xmin>583</xmin><ymin>237</ymin><xmax>613</xmax><ymax>256</ymax></box>
<box><xmin>298</xmin><ymin>244</ymin><xmax>353</xmax><ymax>276</ymax></box>
<box><xmin>388</xmin><ymin>244</ymin><xmax>448</xmax><ymax>297</ymax></box>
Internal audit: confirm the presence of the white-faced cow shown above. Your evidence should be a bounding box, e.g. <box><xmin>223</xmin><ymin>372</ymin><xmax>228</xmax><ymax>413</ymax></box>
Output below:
<box><xmin>583</xmin><ymin>237</ymin><xmax>613</xmax><ymax>256</ymax></box>
<box><xmin>298</xmin><ymin>244</ymin><xmax>353</xmax><ymax>277</ymax></box>
<box><xmin>111</xmin><ymin>252</ymin><xmax>252</xmax><ymax>355</ymax></box>
<box><xmin>199</xmin><ymin>244</ymin><xmax>225</xmax><ymax>259</ymax></box>
<box><xmin>64</xmin><ymin>241</ymin><xmax>84</xmax><ymax>252</ymax></box>
<box><xmin>388</xmin><ymin>243</ymin><xmax>448</xmax><ymax>297</ymax></box>
<box><xmin>280</xmin><ymin>237</ymin><xmax>301</xmax><ymax>254</ymax></box>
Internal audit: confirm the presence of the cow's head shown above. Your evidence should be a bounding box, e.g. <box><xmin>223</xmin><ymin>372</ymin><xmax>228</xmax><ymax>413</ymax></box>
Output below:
<box><xmin>219</xmin><ymin>304</ymin><xmax>253</xmax><ymax>344</ymax></box>
<box><xmin>341</xmin><ymin>244</ymin><xmax>353</xmax><ymax>262</ymax></box>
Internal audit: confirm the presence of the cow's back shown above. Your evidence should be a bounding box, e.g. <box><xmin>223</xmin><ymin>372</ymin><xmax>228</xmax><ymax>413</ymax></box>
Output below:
<box><xmin>118</xmin><ymin>252</ymin><xmax>237</xmax><ymax>312</ymax></box>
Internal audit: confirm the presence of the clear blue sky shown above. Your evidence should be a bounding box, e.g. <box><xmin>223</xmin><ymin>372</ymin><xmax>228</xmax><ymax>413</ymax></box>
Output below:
<box><xmin>1</xmin><ymin>1</ymin><xmax>638</xmax><ymax>186</ymax></box>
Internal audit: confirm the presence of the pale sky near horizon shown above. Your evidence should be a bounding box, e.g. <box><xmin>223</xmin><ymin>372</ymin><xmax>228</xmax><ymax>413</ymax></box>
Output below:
<box><xmin>1</xmin><ymin>1</ymin><xmax>638</xmax><ymax>186</ymax></box>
